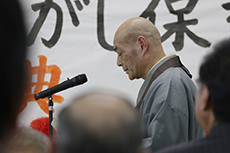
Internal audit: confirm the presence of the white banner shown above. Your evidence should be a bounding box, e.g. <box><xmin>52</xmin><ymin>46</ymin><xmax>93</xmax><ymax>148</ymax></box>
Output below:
<box><xmin>18</xmin><ymin>0</ymin><xmax>230</xmax><ymax>126</ymax></box>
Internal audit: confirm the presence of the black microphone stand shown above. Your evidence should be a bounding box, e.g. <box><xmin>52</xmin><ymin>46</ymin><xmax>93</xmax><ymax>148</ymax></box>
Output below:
<box><xmin>48</xmin><ymin>95</ymin><xmax>54</xmax><ymax>139</ymax></box>
<box><xmin>33</xmin><ymin>74</ymin><xmax>88</xmax><ymax>140</ymax></box>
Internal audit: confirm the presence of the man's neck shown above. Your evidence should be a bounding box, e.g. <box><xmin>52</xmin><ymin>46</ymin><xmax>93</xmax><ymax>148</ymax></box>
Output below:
<box><xmin>143</xmin><ymin>52</ymin><xmax>166</xmax><ymax>80</ymax></box>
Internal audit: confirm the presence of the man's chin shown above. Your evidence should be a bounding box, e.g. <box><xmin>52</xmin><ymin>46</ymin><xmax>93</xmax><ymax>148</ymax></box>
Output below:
<box><xmin>127</xmin><ymin>72</ymin><xmax>138</xmax><ymax>80</ymax></box>
<box><xmin>128</xmin><ymin>75</ymin><xmax>135</xmax><ymax>80</ymax></box>
<box><xmin>128</xmin><ymin>75</ymin><xmax>141</xmax><ymax>80</ymax></box>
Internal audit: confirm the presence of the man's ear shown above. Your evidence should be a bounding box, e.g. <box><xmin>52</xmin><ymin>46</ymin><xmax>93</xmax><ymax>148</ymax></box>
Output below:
<box><xmin>137</xmin><ymin>36</ymin><xmax>148</xmax><ymax>55</ymax></box>
<box><xmin>199</xmin><ymin>84</ymin><xmax>215</xmax><ymax>132</ymax></box>
<box><xmin>201</xmin><ymin>85</ymin><xmax>212</xmax><ymax>111</ymax></box>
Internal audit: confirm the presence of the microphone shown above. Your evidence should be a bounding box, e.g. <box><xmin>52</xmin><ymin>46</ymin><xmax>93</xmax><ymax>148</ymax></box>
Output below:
<box><xmin>34</xmin><ymin>74</ymin><xmax>87</xmax><ymax>100</ymax></box>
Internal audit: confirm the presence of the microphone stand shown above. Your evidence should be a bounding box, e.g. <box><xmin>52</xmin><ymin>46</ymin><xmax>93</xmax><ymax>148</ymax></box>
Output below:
<box><xmin>48</xmin><ymin>95</ymin><xmax>53</xmax><ymax>139</ymax></box>
<box><xmin>33</xmin><ymin>74</ymin><xmax>88</xmax><ymax>140</ymax></box>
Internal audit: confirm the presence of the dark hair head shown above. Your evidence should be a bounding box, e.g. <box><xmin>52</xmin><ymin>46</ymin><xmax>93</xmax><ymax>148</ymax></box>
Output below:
<box><xmin>0</xmin><ymin>0</ymin><xmax>27</xmax><ymax>139</ymax></box>
<box><xmin>199</xmin><ymin>38</ymin><xmax>230</xmax><ymax>121</ymax></box>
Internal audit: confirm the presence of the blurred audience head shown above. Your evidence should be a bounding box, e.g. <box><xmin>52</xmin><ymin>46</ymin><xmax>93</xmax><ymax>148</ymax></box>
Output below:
<box><xmin>56</xmin><ymin>90</ymin><xmax>142</xmax><ymax>153</ymax></box>
<box><xmin>195</xmin><ymin>38</ymin><xmax>230</xmax><ymax>132</ymax></box>
<box><xmin>4</xmin><ymin>127</ymin><xmax>51</xmax><ymax>153</ymax></box>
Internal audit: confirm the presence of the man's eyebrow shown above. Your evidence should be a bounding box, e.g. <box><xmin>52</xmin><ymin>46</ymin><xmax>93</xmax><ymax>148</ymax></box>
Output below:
<box><xmin>113</xmin><ymin>46</ymin><xmax>118</xmax><ymax>52</ymax></box>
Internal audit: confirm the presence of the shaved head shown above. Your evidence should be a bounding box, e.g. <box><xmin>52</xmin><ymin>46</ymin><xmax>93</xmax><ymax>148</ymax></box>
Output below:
<box><xmin>114</xmin><ymin>17</ymin><xmax>161</xmax><ymax>47</ymax></box>
<box><xmin>113</xmin><ymin>17</ymin><xmax>165</xmax><ymax>80</ymax></box>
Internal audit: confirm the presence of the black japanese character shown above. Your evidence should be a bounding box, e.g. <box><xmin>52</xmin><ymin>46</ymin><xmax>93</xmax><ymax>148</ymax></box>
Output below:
<box><xmin>97</xmin><ymin>0</ymin><xmax>113</xmax><ymax>51</ymax></box>
<box><xmin>161</xmin><ymin>0</ymin><xmax>211</xmax><ymax>51</ymax></box>
<box><xmin>28</xmin><ymin>0</ymin><xmax>90</xmax><ymax>48</ymax></box>
<box><xmin>27</xmin><ymin>0</ymin><xmax>63</xmax><ymax>48</ymax></box>
<box><xmin>222</xmin><ymin>2</ymin><xmax>230</xmax><ymax>23</ymax></box>
<box><xmin>139</xmin><ymin>0</ymin><xmax>160</xmax><ymax>24</ymax></box>
<box><xmin>65</xmin><ymin>0</ymin><xmax>90</xmax><ymax>27</ymax></box>
<box><xmin>75</xmin><ymin>0</ymin><xmax>90</xmax><ymax>10</ymax></box>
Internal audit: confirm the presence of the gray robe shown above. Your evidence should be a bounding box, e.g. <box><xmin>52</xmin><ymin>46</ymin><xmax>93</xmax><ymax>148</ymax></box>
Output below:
<box><xmin>137</xmin><ymin>54</ymin><xmax>204</xmax><ymax>152</ymax></box>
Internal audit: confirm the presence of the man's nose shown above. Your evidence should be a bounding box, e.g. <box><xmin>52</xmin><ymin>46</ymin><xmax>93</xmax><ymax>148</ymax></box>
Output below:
<box><xmin>117</xmin><ymin>56</ymin><xmax>122</xmax><ymax>67</ymax></box>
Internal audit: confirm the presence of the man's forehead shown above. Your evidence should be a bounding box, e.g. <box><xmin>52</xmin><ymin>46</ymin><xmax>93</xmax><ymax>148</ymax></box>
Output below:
<box><xmin>113</xmin><ymin>36</ymin><xmax>123</xmax><ymax>52</ymax></box>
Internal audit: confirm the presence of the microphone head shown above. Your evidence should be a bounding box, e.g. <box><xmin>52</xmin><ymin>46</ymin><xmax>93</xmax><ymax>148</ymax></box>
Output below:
<box><xmin>34</xmin><ymin>93</ymin><xmax>40</xmax><ymax>100</ymax></box>
<box><xmin>33</xmin><ymin>74</ymin><xmax>88</xmax><ymax>100</ymax></box>
<box><xmin>74</xmin><ymin>74</ymin><xmax>88</xmax><ymax>85</ymax></box>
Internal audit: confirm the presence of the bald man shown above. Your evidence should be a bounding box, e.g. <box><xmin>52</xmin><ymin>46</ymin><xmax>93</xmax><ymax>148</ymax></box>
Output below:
<box><xmin>56</xmin><ymin>91</ymin><xmax>142</xmax><ymax>153</ymax></box>
<box><xmin>113</xmin><ymin>17</ymin><xmax>204</xmax><ymax>152</ymax></box>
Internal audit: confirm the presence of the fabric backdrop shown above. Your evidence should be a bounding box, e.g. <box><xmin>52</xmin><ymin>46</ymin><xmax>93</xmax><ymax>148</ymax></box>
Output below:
<box><xmin>18</xmin><ymin>0</ymin><xmax>230</xmax><ymax>126</ymax></box>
